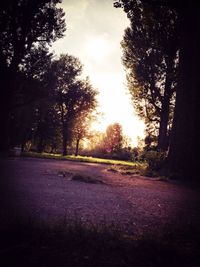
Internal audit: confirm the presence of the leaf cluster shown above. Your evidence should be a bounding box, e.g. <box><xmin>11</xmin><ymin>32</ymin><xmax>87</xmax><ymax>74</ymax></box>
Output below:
<box><xmin>121</xmin><ymin>0</ymin><xmax>179</xmax><ymax>137</ymax></box>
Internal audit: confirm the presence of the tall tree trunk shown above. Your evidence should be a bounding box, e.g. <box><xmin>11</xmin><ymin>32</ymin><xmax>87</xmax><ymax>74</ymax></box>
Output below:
<box><xmin>0</xmin><ymin>106</ymin><xmax>10</xmax><ymax>153</ymax></box>
<box><xmin>167</xmin><ymin>5</ymin><xmax>200</xmax><ymax>178</ymax></box>
<box><xmin>60</xmin><ymin>104</ymin><xmax>68</xmax><ymax>156</ymax></box>
<box><xmin>0</xmin><ymin>68</ymin><xmax>19</xmax><ymax>153</ymax></box>
<box><xmin>157</xmin><ymin>56</ymin><xmax>174</xmax><ymax>151</ymax></box>
<box><xmin>0</xmin><ymin>73</ymin><xmax>11</xmax><ymax>152</ymax></box>
<box><xmin>75</xmin><ymin>138</ymin><xmax>80</xmax><ymax>156</ymax></box>
<box><xmin>157</xmin><ymin>103</ymin><xmax>170</xmax><ymax>151</ymax></box>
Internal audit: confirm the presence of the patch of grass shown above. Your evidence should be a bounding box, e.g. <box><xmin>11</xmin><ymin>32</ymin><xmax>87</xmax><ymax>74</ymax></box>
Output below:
<box><xmin>108</xmin><ymin>163</ymin><xmax>148</xmax><ymax>176</ymax></box>
<box><xmin>1</xmin><ymin>220</ymin><xmax>200</xmax><ymax>267</ymax></box>
<box><xmin>22</xmin><ymin>151</ymin><xmax>140</xmax><ymax>167</ymax></box>
<box><xmin>71</xmin><ymin>174</ymin><xmax>104</xmax><ymax>184</ymax></box>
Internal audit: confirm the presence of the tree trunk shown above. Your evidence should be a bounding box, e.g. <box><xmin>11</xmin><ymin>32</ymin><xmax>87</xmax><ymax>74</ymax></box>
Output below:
<box><xmin>0</xmin><ymin>73</ymin><xmax>12</xmax><ymax>152</ymax></box>
<box><xmin>21</xmin><ymin>141</ymin><xmax>25</xmax><ymax>153</ymax></box>
<box><xmin>157</xmin><ymin>105</ymin><xmax>170</xmax><ymax>151</ymax></box>
<box><xmin>157</xmin><ymin>55</ymin><xmax>174</xmax><ymax>151</ymax></box>
<box><xmin>0</xmin><ymin>107</ymin><xmax>10</xmax><ymax>153</ymax></box>
<box><xmin>37</xmin><ymin>137</ymin><xmax>45</xmax><ymax>153</ymax></box>
<box><xmin>62</xmin><ymin>136</ymin><xmax>67</xmax><ymax>156</ymax></box>
<box><xmin>75</xmin><ymin>138</ymin><xmax>80</xmax><ymax>156</ymax></box>
<box><xmin>60</xmin><ymin>104</ymin><xmax>67</xmax><ymax>156</ymax></box>
<box><xmin>0</xmin><ymin>69</ymin><xmax>18</xmax><ymax>153</ymax></box>
<box><xmin>167</xmin><ymin>5</ymin><xmax>200</xmax><ymax>179</ymax></box>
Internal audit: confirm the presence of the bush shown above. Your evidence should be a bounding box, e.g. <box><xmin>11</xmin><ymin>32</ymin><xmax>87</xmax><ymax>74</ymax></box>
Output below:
<box><xmin>143</xmin><ymin>150</ymin><xmax>166</xmax><ymax>171</ymax></box>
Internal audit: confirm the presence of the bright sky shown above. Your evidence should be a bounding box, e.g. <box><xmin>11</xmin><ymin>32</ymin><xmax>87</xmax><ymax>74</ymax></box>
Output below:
<box><xmin>51</xmin><ymin>0</ymin><xmax>145</xmax><ymax>146</ymax></box>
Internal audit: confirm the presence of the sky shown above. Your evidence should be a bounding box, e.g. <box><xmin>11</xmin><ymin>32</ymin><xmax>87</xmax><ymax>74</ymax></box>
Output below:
<box><xmin>51</xmin><ymin>0</ymin><xmax>145</xmax><ymax>146</ymax></box>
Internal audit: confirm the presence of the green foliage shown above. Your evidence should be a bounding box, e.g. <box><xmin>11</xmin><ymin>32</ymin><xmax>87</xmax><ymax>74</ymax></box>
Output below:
<box><xmin>50</xmin><ymin>54</ymin><xmax>98</xmax><ymax>155</ymax></box>
<box><xmin>72</xmin><ymin>111</ymin><xmax>97</xmax><ymax>156</ymax></box>
<box><xmin>88</xmin><ymin>123</ymin><xmax>133</xmax><ymax>160</ymax></box>
<box><xmin>121</xmin><ymin>0</ymin><xmax>178</xmax><ymax>151</ymax></box>
<box><xmin>0</xmin><ymin>0</ymin><xmax>66</xmax><ymax>69</ymax></box>
<box><xmin>107</xmin><ymin>163</ymin><xmax>147</xmax><ymax>176</ymax></box>
<box><xmin>0</xmin><ymin>0</ymin><xmax>66</xmax><ymax>151</ymax></box>
<box><xmin>4</xmin><ymin>52</ymin><xmax>98</xmax><ymax>155</ymax></box>
<box><xmin>22</xmin><ymin>151</ymin><xmax>139</xmax><ymax>167</ymax></box>
<box><xmin>143</xmin><ymin>150</ymin><xmax>166</xmax><ymax>172</ymax></box>
<box><xmin>103</xmin><ymin>123</ymin><xmax>124</xmax><ymax>153</ymax></box>
<box><xmin>34</xmin><ymin>103</ymin><xmax>62</xmax><ymax>153</ymax></box>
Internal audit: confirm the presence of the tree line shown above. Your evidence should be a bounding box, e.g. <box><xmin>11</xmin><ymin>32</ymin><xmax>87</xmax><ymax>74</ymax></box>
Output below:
<box><xmin>10</xmin><ymin>53</ymin><xmax>98</xmax><ymax>156</ymax></box>
<box><xmin>84</xmin><ymin>123</ymin><xmax>135</xmax><ymax>160</ymax></box>
<box><xmin>0</xmin><ymin>0</ymin><xmax>133</xmax><ymax>158</ymax></box>
<box><xmin>0</xmin><ymin>0</ymin><xmax>97</xmax><ymax>156</ymax></box>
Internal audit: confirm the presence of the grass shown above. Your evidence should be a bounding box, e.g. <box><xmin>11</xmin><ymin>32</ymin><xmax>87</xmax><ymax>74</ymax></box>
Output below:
<box><xmin>107</xmin><ymin>163</ymin><xmax>148</xmax><ymax>176</ymax></box>
<box><xmin>21</xmin><ymin>151</ymin><xmax>142</xmax><ymax>167</ymax></box>
<box><xmin>1</xmin><ymin>219</ymin><xmax>200</xmax><ymax>267</ymax></box>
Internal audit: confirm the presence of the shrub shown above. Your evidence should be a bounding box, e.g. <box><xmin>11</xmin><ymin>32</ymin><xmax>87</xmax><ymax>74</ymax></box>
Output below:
<box><xmin>143</xmin><ymin>150</ymin><xmax>166</xmax><ymax>171</ymax></box>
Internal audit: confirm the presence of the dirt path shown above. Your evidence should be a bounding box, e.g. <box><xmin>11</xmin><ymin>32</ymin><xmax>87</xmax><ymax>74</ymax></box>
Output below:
<box><xmin>1</xmin><ymin>157</ymin><xmax>200</xmax><ymax>234</ymax></box>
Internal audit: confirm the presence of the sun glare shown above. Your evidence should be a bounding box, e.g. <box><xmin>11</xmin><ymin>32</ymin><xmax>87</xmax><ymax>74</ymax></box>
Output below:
<box><xmin>84</xmin><ymin>71</ymin><xmax>145</xmax><ymax>147</ymax></box>
<box><xmin>51</xmin><ymin>0</ymin><xmax>145</xmax><ymax>147</ymax></box>
<box><xmin>91</xmin><ymin>116</ymin><xmax>145</xmax><ymax>147</ymax></box>
<box><xmin>85</xmin><ymin>36</ymin><xmax>114</xmax><ymax>62</ymax></box>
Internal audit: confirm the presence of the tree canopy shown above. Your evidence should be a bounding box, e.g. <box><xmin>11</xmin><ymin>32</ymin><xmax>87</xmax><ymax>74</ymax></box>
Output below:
<box><xmin>121</xmin><ymin>0</ymin><xmax>179</xmax><ymax>151</ymax></box>
<box><xmin>47</xmin><ymin>54</ymin><xmax>98</xmax><ymax>155</ymax></box>
<box><xmin>103</xmin><ymin>123</ymin><xmax>124</xmax><ymax>154</ymax></box>
<box><xmin>0</xmin><ymin>0</ymin><xmax>66</xmax><ymax>151</ymax></box>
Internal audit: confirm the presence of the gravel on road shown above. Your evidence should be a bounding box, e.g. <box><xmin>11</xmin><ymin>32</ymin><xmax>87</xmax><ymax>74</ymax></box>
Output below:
<box><xmin>1</xmin><ymin>157</ymin><xmax>200</xmax><ymax>235</ymax></box>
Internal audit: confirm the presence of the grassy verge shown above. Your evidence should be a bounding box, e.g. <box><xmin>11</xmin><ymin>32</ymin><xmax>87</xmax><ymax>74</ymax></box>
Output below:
<box><xmin>21</xmin><ymin>151</ymin><xmax>142</xmax><ymax>167</ymax></box>
<box><xmin>1</xmin><ymin>219</ymin><xmax>199</xmax><ymax>267</ymax></box>
<box><xmin>107</xmin><ymin>164</ymin><xmax>148</xmax><ymax>176</ymax></box>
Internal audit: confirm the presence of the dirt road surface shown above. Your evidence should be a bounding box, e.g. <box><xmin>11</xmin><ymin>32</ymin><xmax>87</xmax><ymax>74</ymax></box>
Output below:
<box><xmin>1</xmin><ymin>157</ymin><xmax>200</xmax><ymax>234</ymax></box>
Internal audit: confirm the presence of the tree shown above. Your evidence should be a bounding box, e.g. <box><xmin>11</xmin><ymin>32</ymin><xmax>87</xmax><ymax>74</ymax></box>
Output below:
<box><xmin>167</xmin><ymin>3</ymin><xmax>200</xmax><ymax>178</ymax></box>
<box><xmin>8</xmin><ymin>102</ymin><xmax>37</xmax><ymax>150</ymax></box>
<box><xmin>51</xmin><ymin>55</ymin><xmax>98</xmax><ymax>156</ymax></box>
<box><xmin>103</xmin><ymin>123</ymin><xmax>124</xmax><ymax>154</ymax></box>
<box><xmin>115</xmin><ymin>0</ymin><xmax>200</xmax><ymax>178</ymax></box>
<box><xmin>6</xmin><ymin>46</ymin><xmax>56</xmax><ymax>151</ymax></box>
<box><xmin>84</xmin><ymin>131</ymin><xmax>106</xmax><ymax>156</ymax></box>
<box><xmin>0</xmin><ymin>0</ymin><xmax>66</xmax><ymax>151</ymax></box>
<box><xmin>17</xmin><ymin>46</ymin><xmax>54</xmax><ymax>107</ymax></box>
<box><xmin>33</xmin><ymin>101</ymin><xmax>61</xmax><ymax>153</ymax></box>
<box><xmin>72</xmin><ymin>113</ymin><xmax>96</xmax><ymax>156</ymax></box>
<box><xmin>121</xmin><ymin>0</ymin><xmax>178</xmax><ymax>151</ymax></box>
